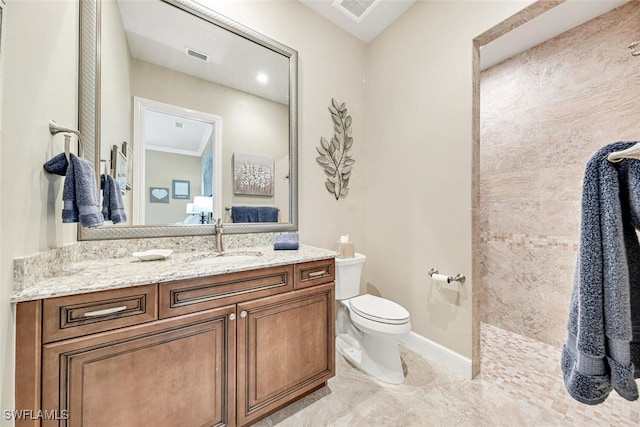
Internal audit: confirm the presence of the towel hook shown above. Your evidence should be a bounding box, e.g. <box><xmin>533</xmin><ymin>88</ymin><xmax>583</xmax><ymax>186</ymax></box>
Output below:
<box><xmin>49</xmin><ymin>120</ymin><xmax>85</xmax><ymax>157</ymax></box>
<box><xmin>607</xmin><ymin>143</ymin><xmax>640</xmax><ymax>163</ymax></box>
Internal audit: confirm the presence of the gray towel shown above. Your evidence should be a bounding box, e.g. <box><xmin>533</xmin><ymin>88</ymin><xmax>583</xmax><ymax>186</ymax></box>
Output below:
<box><xmin>231</xmin><ymin>206</ymin><xmax>257</xmax><ymax>223</ymax></box>
<box><xmin>562</xmin><ymin>141</ymin><xmax>640</xmax><ymax>405</ymax></box>
<box><xmin>101</xmin><ymin>174</ymin><xmax>127</xmax><ymax>224</ymax></box>
<box><xmin>63</xmin><ymin>153</ymin><xmax>104</xmax><ymax>228</ymax></box>
<box><xmin>43</xmin><ymin>153</ymin><xmax>68</xmax><ymax>176</ymax></box>
<box><xmin>274</xmin><ymin>233</ymin><xmax>299</xmax><ymax>250</ymax></box>
<box><xmin>232</xmin><ymin>206</ymin><xmax>279</xmax><ymax>223</ymax></box>
<box><xmin>257</xmin><ymin>206</ymin><xmax>279</xmax><ymax>222</ymax></box>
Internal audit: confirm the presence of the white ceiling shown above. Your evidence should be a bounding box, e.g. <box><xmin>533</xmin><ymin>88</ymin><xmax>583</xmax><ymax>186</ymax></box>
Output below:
<box><xmin>117</xmin><ymin>0</ymin><xmax>290</xmax><ymax>105</ymax></box>
<box><xmin>298</xmin><ymin>0</ymin><xmax>629</xmax><ymax>69</ymax></box>
<box><xmin>116</xmin><ymin>0</ymin><xmax>290</xmax><ymax>155</ymax></box>
<box><xmin>145</xmin><ymin>109</ymin><xmax>212</xmax><ymax>157</ymax></box>
<box><xmin>299</xmin><ymin>0</ymin><xmax>415</xmax><ymax>43</ymax></box>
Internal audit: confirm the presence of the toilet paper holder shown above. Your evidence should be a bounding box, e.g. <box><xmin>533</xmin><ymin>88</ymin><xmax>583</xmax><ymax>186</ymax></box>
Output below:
<box><xmin>427</xmin><ymin>268</ymin><xmax>466</xmax><ymax>284</ymax></box>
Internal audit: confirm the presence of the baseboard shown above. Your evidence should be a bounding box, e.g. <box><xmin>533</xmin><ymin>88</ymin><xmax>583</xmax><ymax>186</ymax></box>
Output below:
<box><xmin>400</xmin><ymin>331</ymin><xmax>472</xmax><ymax>380</ymax></box>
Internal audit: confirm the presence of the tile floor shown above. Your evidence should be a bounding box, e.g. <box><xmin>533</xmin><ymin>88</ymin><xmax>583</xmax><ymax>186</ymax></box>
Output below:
<box><xmin>255</xmin><ymin>323</ymin><xmax>640</xmax><ymax>426</ymax></box>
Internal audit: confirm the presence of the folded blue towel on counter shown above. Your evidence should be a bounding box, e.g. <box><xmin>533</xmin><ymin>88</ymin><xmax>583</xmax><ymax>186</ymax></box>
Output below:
<box><xmin>274</xmin><ymin>233</ymin><xmax>299</xmax><ymax>250</ymax></box>
<box><xmin>63</xmin><ymin>153</ymin><xmax>104</xmax><ymax>228</ymax></box>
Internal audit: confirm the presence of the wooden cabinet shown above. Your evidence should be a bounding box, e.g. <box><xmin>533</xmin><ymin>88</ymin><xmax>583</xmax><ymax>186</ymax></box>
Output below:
<box><xmin>16</xmin><ymin>258</ymin><xmax>335</xmax><ymax>427</ymax></box>
<box><xmin>42</xmin><ymin>306</ymin><xmax>236</xmax><ymax>427</ymax></box>
<box><xmin>237</xmin><ymin>284</ymin><xmax>334</xmax><ymax>426</ymax></box>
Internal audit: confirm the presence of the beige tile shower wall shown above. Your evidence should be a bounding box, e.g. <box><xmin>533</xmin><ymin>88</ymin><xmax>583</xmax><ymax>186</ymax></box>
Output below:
<box><xmin>479</xmin><ymin>1</ymin><xmax>640</xmax><ymax>347</ymax></box>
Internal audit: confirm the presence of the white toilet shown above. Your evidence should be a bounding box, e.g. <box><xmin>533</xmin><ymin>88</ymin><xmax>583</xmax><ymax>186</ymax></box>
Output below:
<box><xmin>335</xmin><ymin>253</ymin><xmax>411</xmax><ymax>384</ymax></box>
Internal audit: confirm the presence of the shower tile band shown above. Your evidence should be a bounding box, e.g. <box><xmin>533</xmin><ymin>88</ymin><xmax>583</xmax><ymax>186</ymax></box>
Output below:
<box><xmin>480</xmin><ymin>232</ymin><xmax>578</xmax><ymax>251</ymax></box>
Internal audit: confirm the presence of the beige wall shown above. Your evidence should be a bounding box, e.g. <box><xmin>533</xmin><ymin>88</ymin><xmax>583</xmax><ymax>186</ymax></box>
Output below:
<box><xmin>479</xmin><ymin>1</ymin><xmax>640</xmax><ymax>347</ymax></box>
<box><xmin>365</xmin><ymin>0</ymin><xmax>529</xmax><ymax>358</ymax></box>
<box><xmin>130</xmin><ymin>58</ymin><xmax>289</xmax><ymax>221</ymax></box>
<box><xmin>0</xmin><ymin>0</ymin><xmax>79</xmax><ymax>420</ymax></box>
<box><xmin>0</xmin><ymin>0</ymin><xmax>4</xmax><ymax>419</ymax></box>
<box><xmin>145</xmin><ymin>150</ymin><xmax>203</xmax><ymax>224</ymax></box>
<box><xmin>101</xmin><ymin>0</ymin><xmax>133</xmax><ymax>221</ymax></box>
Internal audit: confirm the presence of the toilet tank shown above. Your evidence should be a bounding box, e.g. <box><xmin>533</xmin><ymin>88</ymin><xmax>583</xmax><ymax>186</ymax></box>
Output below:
<box><xmin>335</xmin><ymin>253</ymin><xmax>366</xmax><ymax>300</ymax></box>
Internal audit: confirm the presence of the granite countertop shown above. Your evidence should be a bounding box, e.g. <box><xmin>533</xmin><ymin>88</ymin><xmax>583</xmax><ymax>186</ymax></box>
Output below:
<box><xmin>11</xmin><ymin>244</ymin><xmax>337</xmax><ymax>303</ymax></box>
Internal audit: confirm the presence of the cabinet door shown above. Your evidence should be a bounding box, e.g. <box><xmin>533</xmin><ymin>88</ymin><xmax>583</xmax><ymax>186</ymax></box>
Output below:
<box><xmin>42</xmin><ymin>306</ymin><xmax>236</xmax><ymax>427</ymax></box>
<box><xmin>237</xmin><ymin>283</ymin><xmax>335</xmax><ymax>426</ymax></box>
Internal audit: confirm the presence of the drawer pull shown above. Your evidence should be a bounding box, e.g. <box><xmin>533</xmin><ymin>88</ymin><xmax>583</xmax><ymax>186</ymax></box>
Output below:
<box><xmin>308</xmin><ymin>270</ymin><xmax>326</xmax><ymax>278</ymax></box>
<box><xmin>83</xmin><ymin>306</ymin><xmax>128</xmax><ymax>318</ymax></box>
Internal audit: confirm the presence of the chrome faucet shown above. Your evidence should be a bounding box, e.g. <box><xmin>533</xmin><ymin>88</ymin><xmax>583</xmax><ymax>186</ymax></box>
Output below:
<box><xmin>214</xmin><ymin>218</ymin><xmax>224</xmax><ymax>255</ymax></box>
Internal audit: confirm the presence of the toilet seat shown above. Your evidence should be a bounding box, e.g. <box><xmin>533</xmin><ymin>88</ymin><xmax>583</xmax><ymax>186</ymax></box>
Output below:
<box><xmin>349</xmin><ymin>294</ymin><xmax>410</xmax><ymax>325</ymax></box>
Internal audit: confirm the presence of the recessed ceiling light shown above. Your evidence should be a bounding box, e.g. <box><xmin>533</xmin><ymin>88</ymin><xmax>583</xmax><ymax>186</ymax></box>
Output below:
<box><xmin>256</xmin><ymin>72</ymin><xmax>269</xmax><ymax>84</ymax></box>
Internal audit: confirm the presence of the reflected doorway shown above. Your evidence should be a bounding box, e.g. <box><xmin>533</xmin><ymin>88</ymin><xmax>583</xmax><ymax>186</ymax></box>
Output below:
<box><xmin>132</xmin><ymin>97</ymin><xmax>222</xmax><ymax>225</ymax></box>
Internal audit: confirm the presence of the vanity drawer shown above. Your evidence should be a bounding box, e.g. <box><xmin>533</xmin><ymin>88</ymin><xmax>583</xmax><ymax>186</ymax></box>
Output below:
<box><xmin>294</xmin><ymin>258</ymin><xmax>335</xmax><ymax>289</ymax></box>
<box><xmin>159</xmin><ymin>265</ymin><xmax>293</xmax><ymax>318</ymax></box>
<box><xmin>42</xmin><ymin>284</ymin><xmax>158</xmax><ymax>344</ymax></box>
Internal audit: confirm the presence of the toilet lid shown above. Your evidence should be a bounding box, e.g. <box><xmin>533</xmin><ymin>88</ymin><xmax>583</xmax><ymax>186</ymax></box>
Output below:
<box><xmin>349</xmin><ymin>294</ymin><xmax>410</xmax><ymax>325</ymax></box>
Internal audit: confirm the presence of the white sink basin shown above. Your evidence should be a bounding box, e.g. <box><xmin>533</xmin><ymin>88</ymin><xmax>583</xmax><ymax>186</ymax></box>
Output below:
<box><xmin>189</xmin><ymin>251</ymin><xmax>262</xmax><ymax>266</ymax></box>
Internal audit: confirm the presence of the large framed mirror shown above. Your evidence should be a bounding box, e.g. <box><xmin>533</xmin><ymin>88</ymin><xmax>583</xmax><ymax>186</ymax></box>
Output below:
<box><xmin>78</xmin><ymin>0</ymin><xmax>298</xmax><ymax>240</ymax></box>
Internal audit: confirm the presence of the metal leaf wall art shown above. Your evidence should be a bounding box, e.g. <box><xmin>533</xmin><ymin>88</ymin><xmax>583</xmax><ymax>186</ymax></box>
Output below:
<box><xmin>316</xmin><ymin>98</ymin><xmax>355</xmax><ymax>200</ymax></box>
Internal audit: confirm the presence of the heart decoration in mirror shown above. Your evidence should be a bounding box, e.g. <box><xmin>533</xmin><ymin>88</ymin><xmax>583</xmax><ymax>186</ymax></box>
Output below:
<box><xmin>150</xmin><ymin>187</ymin><xmax>170</xmax><ymax>203</ymax></box>
<box><xmin>316</xmin><ymin>98</ymin><xmax>355</xmax><ymax>200</ymax></box>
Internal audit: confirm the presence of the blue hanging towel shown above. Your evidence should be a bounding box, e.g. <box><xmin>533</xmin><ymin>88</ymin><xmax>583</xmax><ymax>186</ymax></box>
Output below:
<box><xmin>562</xmin><ymin>141</ymin><xmax>640</xmax><ymax>405</ymax></box>
<box><xmin>62</xmin><ymin>153</ymin><xmax>104</xmax><ymax>228</ymax></box>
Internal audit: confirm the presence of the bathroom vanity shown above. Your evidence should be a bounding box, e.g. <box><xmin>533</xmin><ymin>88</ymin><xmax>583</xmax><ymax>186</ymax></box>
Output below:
<box><xmin>13</xmin><ymin>246</ymin><xmax>336</xmax><ymax>427</ymax></box>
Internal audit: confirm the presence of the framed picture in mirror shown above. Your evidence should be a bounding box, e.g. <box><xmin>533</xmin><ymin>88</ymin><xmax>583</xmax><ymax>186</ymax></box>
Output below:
<box><xmin>111</xmin><ymin>144</ymin><xmax>127</xmax><ymax>195</ymax></box>
<box><xmin>233</xmin><ymin>153</ymin><xmax>275</xmax><ymax>196</ymax></box>
<box><xmin>123</xmin><ymin>141</ymin><xmax>133</xmax><ymax>190</ymax></box>
<box><xmin>172</xmin><ymin>180</ymin><xmax>190</xmax><ymax>200</ymax></box>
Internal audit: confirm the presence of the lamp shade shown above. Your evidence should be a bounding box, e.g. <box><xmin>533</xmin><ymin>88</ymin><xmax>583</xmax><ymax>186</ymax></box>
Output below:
<box><xmin>193</xmin><ymin>196</ymin><xmax>213</xmax><ymax>214</ymax></box>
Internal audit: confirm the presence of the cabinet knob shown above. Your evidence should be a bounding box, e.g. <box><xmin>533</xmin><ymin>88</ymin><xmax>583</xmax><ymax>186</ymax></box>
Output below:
<box><xmin>229</xmin><ymin>313</ymin><xmax>236</xmax><ymax>320</ymax></box>
<box><xmin>240</xmin><ymin>310</ymin><xmax>247</xmax><ymax>318</ymax></box>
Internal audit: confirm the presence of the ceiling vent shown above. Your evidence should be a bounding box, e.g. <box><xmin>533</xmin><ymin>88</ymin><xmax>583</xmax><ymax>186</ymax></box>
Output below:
<box><xmin>185</xmin><ymin>47</ymin><xmax>208</xmax><ymax>62</ymax></box>
<box><xmin>332</xmin><ymin>0</ymin><xmax>381</xmax><ymax>23</ymax></box>
<box><xmin>174</xmin><ymin>122</ymin><xmax>184</xmax><ymax>129</ymax></box>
